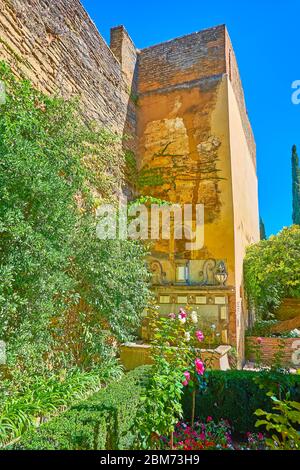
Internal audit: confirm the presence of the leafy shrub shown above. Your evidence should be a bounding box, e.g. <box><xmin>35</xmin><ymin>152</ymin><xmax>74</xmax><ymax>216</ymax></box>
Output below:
<box><xmin>134</xmin><ymin>307</ymin><xmax>209</xmax><ymax>449</ymax></box>
<box><xmin>244</xmin><ymin>225</ymin><xmax>300</xmax><ymax>318</ymax></box>
<box><xmin>246</xmin><ymin>320</ymin><xmax>279</xmax><ymax>337</ymax></box>
<box><xmin>182</xmin><ymin>370</ymin><xmax>300</xmax><ymax>434</ymax></box>
<box><xmin>9</xmin><ymin>366</ymin><xmax>151</xmax><ymax>450</ymax></box>
<box><xmin>255</xmin><ymin>397</ymin><xmax>300</xmax><ymax>450</ymax></box>
<box><xmin>0</xmin><ymin>360</ymin><xmax>123</xmax><ymax>447</ymax></box>
<box><xmin>0</xmin><ymin>62</ymin><xmax>151</xmax><ymax>372</ymax></box>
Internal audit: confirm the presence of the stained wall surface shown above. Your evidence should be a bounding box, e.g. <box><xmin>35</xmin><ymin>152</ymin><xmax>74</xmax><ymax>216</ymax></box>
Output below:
<box><xmin>136</xmin><ymin>26</ymin><xmax>259</xmax><ymax>360</ymax></box>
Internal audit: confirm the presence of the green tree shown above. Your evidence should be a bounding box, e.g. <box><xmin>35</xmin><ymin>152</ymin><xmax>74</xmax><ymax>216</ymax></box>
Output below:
<box><xmin>244</xmin><ymin>225</ymin><xmax>300</xmax><ymax>318</ymax></box>
<box><xmin>0</xmin><ymin>62</ymin><xmax>150</xmax><ymax>372</ymax></box>
<box><xmin>292</xmin><ymin>145</ymin><xmax>300</xmax><ymax>225</ymax></box>
<box><xmin>259</xmin><ymin>217</ymin><xmax>267</xmax><ymax>240</ymax></box>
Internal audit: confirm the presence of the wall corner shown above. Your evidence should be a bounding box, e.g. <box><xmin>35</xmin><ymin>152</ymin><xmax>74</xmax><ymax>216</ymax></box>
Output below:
<box><xmin>110</xmin><ymin>25</ymin><xmax>138</xmax><ymax>91</ymax></box>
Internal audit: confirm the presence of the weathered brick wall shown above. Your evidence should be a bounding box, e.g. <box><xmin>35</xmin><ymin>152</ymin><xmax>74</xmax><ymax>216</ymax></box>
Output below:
<box><xmin>138</xmin><ymin>25</ymin><xmax>226</xmax><ymax>95</ymax></box>
<box><xmin>0</xmin><ymin>0</ymin><xmax>135</xmax><ymax>133</ymax></box>
<box><xmin>110</xmin><ymin>25</ymin><xmax>138</xmax><ymax>92</ymax></box>
<box><xmin>135</xmin><ymin>25</ymin><xmax>258</xmax><ymax>364</ymax></box>
<box><xmin>246</xmin><ymin>337</ymin><xmax>300</xmax><ymax>368</ymax></box>
<box><xmin>110</xmin><ymin>25</ymin><xmax>138</xmax><ymax>152</ymax></box>
<box><xmin>137</xmin><ymin>25</ymin><xmax>255</xmax><ymax>165</ymax></box>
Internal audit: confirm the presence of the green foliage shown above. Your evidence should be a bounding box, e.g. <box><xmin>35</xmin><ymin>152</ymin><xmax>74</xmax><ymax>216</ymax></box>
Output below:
<box><xmin>11</xmin><ymin>367</ymin><xmax>300</xmax><ymax>449</ymax></box>
<box><xmin>246</xmin><ymin>320</ymin><xmax>279</xmax><ymax>337</ymax></box>
<box><xmin>129</xmin><ymin>195</ymin><xmax>171</xmax><ymax>208</ymax></box>
<box><xmin>124</xmin><ymin>149</ymin><xmax>138</xmax><ymax>185</ymax></box>
<box><xmin>137</xmin><ymin>167</ymin><xmax>165</xmax><ymax>188</ymax></box>
<box><xmin>182</xmin><ymin>370</ymin><xmax>300</xmax><ymax>434</ymax></box>
<box><xmin>292</xmin><ymin>145</ymin><xmax>300</xmax><ymax>225</ymax></box>
<box><xmin>244</xmin><ymin>225</ymin><xmax>300</xmax><ymax>318</ymax></box>
<box><xmin>9</xmin><ymin>367</ymin><xmax>150</xmax><ymax>450</ymax></box>
<box><xmin>136</xmin><ymin>360</ymin><xmax>184</xmax><ymax>449</ymax></box>
<box><xmin>0</xmin><ymin>62</ymin><xmax>151</xmax><ymax>371</ymax></box>
<box><xmin>0</xmin><ymin>360</ymin><xmax>123</xmax><ymax>447</ymax></box>
<box><xmin>255</xmin><ymin>396</ymin><xmax>300</xmax><ymax>450</ymax></box>
<box><xmin>253</xmin><ymin>368</ymin><xmax>298</xmax><ymax>399</ymax></box>
<box><xmin>130</xmin><ymin>92</ymin><xmax>139</xmax><ymax>106</ymax></box>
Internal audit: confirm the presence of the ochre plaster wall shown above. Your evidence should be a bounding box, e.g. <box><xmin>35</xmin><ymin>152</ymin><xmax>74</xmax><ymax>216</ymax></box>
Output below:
<box><xmin>227</xmin><ymin>76</ymin><xmax>260</xmax><ymax>358</ymax></box>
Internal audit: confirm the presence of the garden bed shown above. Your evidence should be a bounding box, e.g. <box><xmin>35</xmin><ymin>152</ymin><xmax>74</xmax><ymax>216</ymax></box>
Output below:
<box><xmin>7</xmin><ymin>367</ymin><xmax>300</xmax><ymax>449</ymax></box>
<box><xmin>160</xmin><ymin>419</ymin><xmax>267</xmax><ymax>450</ymax></box>
<box><xmin>6</xmin><ymin>367</ymin><xmax>151</xmax><ymax>450</ymax></box>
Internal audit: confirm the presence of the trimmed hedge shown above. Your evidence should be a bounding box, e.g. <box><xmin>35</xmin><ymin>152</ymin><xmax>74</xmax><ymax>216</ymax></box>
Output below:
<box><xmin>8</xmin><ymin>367</ymin><xmax>300</xmax><ymax>449</ymax></box>
<box><xmin>183</xmin><ymin>370</ymin><xmax>300</xmax><ymax>434</ymax></box>
<box><xmin>9</xmin><ymin>366</ymin><xmax>151</xmax><ymax>450</ymax></box>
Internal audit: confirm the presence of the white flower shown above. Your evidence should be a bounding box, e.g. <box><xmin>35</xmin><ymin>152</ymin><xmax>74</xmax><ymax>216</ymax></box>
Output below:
<box><xmin>211</xmin><ymin>324</ymin><xmax>216</xmax><ymax>330</ymax></box>
<box><xmin>178</xmin><ymin>316</ymin><xmax>187</xmax><ymax>324</ymax></box>
<box><xmin>184</xmin><ymin>332</ymin><xmax>191</xmax><ymax>342</ymax></box>
<box><xmin>191</xmin><ymin>311</ymin><xmax>198</xmax><ymax>324</ymax></box>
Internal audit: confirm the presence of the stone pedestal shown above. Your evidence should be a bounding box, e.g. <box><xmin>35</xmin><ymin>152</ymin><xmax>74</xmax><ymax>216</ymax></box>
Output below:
<box><xmin>120</xmin><ymin>343</ymin><xmax>232</xmax><ymax>371</ymax></box>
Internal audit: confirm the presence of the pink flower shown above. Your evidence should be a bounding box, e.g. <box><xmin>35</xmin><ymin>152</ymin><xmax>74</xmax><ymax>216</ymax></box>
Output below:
<box><xmin>206</xmin><ymin>416</ymin><xmax>213</xmax><ymax>422</ymax></box>
<box><xmin>196</xmin><ymin>330</ymin><xmax>204</xmax><ymax>342</ymax></box>
<box><xmin>179</xmin><ymin>308</ymin><xmax>187</xmax><ymax>319</ymax></box>
<box><xmin>168</xmin><ymin>313</ymin><xmax>176</xmax><ymax>319</ymax></box>
<box><xmin>258</xmin><ymin>433</ymin><xmax>264</xmax><ymax>441</ymax></box>
<box><xmin>257</xmin><ymin>337</ymin><xmax>263</xmax><ymax>344</ymax></box>
<box><xmin>178</xmin><ymin>309</ymin><xmax>187</xmax><ymax>324</ymax></box>
<box><xmin>195</xmin><ymin>358</ymin><xmax>205</xmax><ymax>376</ymax></box>
<box><xmin>184</xmin><ymin>371</ymin><xmax>191</xmax><ymax>381</ymax></box>
<box><xmin>199</xmin><ymin>432</ymin><xmax>206</xmax><ymax>441</ymax></box>
<box><xmin>182</xmin><ymin>371</ymin><xmax>190</xmax><ymax>386</ymax></box>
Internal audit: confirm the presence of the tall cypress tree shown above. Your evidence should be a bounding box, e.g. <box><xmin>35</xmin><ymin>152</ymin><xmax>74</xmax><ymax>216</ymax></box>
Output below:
<box><xmin>292</xmin><ymin>145</ymin><xmax>300</xmax><ymax>225</ymax></box>
<box><xmin>260</xmin><ymin>217</ymin><xmax>267</xmax><ymax>240</ymax></box>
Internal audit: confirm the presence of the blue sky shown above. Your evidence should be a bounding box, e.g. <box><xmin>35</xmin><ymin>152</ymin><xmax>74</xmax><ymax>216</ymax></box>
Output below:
<box><xmin>82</xmin><ymin>0</ymin><xmax>300</xmax><ymax>236</ymax></box>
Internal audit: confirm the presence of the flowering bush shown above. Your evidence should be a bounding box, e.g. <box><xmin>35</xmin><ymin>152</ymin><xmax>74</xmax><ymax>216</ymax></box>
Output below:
<box><xmin>243</xmin><ymin>432</ymin><xmax>266</xmax><ymax>450</ymax></box>
<box><xmin>134</xmin><ymin>306</ymin><xmax>211</xmax><ymax>449</ymax></box>
<box><xmin>167</xmin><ymin>419</ymin><xmax>234</xmax><ymax>450</ymax></box>
<box><xmin>160</xmin><ymin>419</ymin><xmax>267</xmax><ymax>451</ymax></box>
